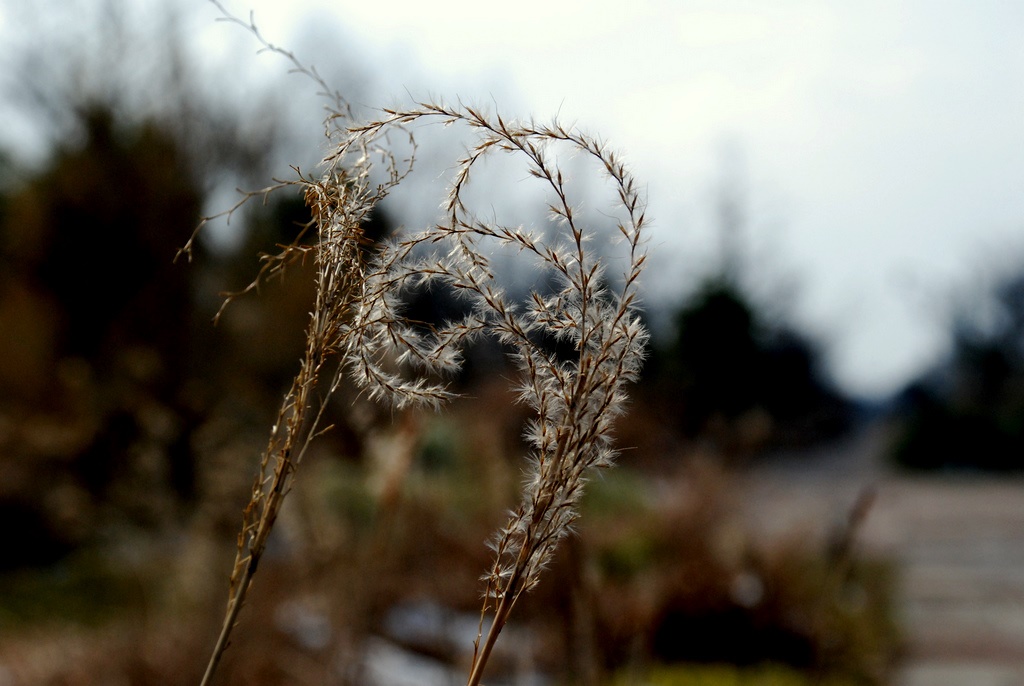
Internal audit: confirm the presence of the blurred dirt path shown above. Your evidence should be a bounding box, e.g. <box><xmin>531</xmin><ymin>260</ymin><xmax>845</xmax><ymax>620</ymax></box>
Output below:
<box><xmin>738</xmin><ymin>424</ymin><xmax>1024</xmax><ymax>686</ymax></box>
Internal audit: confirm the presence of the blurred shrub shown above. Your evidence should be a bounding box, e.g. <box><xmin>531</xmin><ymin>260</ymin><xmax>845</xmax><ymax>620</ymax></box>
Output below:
<box><xmin>366</xmin><ymin>388</ymin><xmax>896</xmax><ymax>684</ymax></box>
<box><xmin>574</xmin><ymin>466</ymin><xmax>898</xmax><ymax>684</ymax></box>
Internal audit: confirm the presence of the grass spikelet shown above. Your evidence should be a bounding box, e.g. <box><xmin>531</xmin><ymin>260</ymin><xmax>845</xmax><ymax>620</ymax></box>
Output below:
<box><xmin>193</xmin><ymin>4</ymin><xmax>649</xmax><ymax>685</ymax></box>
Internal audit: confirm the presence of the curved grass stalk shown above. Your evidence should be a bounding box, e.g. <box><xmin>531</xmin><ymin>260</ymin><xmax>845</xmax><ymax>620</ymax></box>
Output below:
<box><xmin>192</xmin><ymin>5</ymin><xmax>648</xmax><ymax>684</ymax></box>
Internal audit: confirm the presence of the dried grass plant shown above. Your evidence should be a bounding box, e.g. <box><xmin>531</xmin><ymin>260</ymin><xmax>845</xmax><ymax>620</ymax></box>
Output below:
<box><xmin>185</xmin><ymin>4</ymin><xmax>649</xmax><ymax>684</ymax></box>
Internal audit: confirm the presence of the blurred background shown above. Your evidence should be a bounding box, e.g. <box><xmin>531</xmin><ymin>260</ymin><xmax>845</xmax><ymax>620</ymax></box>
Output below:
<box><xmin>0</xmin><ymin>1</ymin><xmax>1022</xmax><ymax>684</ymax></box>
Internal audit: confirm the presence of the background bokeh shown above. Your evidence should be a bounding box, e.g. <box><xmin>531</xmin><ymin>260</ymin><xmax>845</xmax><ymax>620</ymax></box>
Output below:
<box><xmin>0</xmin><ymin>1</ymin><xmax>1022</xmax><ymax>684</ymax></box>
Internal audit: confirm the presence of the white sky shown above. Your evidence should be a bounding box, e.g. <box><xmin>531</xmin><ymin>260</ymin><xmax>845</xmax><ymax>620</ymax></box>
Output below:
<box><xmin>10</xmin><ymin>0</ymin><xmax>1024</xmax><ymax>399</ymax></box>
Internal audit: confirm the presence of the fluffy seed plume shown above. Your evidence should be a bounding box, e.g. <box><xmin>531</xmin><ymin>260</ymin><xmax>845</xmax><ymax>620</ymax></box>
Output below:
<box><xmin>192</xmin><ymin>5</ymin><xmax>648</xmax><ymax>686</ymax></box>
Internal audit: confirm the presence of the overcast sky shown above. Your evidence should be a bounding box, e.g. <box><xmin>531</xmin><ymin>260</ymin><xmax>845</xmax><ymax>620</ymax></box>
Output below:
<box><xmin>7</xmin><ymin>0</ymin><xmax>1024</xmax><ymax>399</ymax></box>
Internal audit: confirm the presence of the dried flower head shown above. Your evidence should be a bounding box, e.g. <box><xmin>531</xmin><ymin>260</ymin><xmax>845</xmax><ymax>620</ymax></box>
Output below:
<box><xmin>192</xmin><ymin>5</ymin><xmax>648</xmax><ymax>686</ymax></box>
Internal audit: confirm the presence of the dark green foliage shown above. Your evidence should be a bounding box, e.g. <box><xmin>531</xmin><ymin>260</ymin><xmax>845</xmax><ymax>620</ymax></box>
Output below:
<box><xmin>669</xmin><ymin>280</ymin><xmax>762</xmax><ymax>425</ymax></box>
<box><xmin>651</xmin><ymin>602</ymin><xmax>815</xmax><ymax>668</ymax></box>
<box><xmin>892</xmin><ymin>272</ymin><xmax>1024</xmax><ymax>471</ymax></box>
<box><xmin>26</xmin><ymin>107</ymin><xmax>201</xmax><ymax>361</ymax></box>
<box><xmin>653</xmin><ymin>277</ymin><xmax>849</xmax><ymax>451</ymax></box>
<box><xmin>0</xmin><ymin>550</ymin><xmax>141</xmax><ymax>627</ymax></box>
<box><xmin>0</xmin><ymin>499</ymin><xmax>77</xmax><ymax>571</ymax></box>
<box><xmin>0</xmin><ymin>104</ymin><xmax>211</xmax><ymax>568</ymax></box>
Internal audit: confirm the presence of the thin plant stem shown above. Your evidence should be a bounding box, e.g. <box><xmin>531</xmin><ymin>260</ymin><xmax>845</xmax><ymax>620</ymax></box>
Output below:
<box><xmin>467</xmin><ymin>588</ymin><xmax>514</xmax><ymax>686</ymax></box>
<box><xmin>199</xmin><ymin>560</ymin><xmax>255</xmax><ymax>686</ymax></box>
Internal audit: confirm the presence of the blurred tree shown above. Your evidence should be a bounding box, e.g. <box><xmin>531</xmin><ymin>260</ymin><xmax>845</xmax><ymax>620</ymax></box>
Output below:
<box><xmin>892</xmin><ymin>270</ymin><xmax>1024</xmax><ymax>471</ymax></box>
<box><xmin>667</xmin><ymin>278</ymin><xmax>763</xmax><ymax>428</ymax></box>
<box><xmin>648</xmin><ymin>156</ymin><xmax>848</xmax><ymax>456</ymax></box>
<box><xmin>0</xmin><ymin>0</ymin><xmax>318</xmax><ymax>568</ymax></box>
<box><xmin>656</xmin><ymin>276</ymin><xmax>848</xmax><ymax>453</ymax></box>
<box><xmin>0</xmin><ymin>101</ymin><xmax>209</xmax><ymax>549</ymax></box>
<box><xmin>8</xmin><ymin>106</ymin><xmax>200</xmax><ymax>363</ymax></box>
